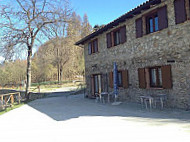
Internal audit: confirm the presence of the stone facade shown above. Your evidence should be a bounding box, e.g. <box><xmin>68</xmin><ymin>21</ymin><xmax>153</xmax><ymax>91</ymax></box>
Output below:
<box><xmin>81</xmin><ymin>0</ymin><xmax>190</xmax><ymax>109</ymax></box>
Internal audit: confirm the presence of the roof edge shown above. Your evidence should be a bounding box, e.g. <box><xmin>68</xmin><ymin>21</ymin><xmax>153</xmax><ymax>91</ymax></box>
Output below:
<box><xmin>75</xmin><ymin>0</ymin><xmax>161</xmax><ymax>46</ymax></box>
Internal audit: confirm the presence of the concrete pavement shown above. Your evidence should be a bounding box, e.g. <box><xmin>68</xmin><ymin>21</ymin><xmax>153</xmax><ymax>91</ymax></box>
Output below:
<box><xmin>0</xmin><ymin>93</ymin><xmax>190</xmax><ymax>142</ymax></box>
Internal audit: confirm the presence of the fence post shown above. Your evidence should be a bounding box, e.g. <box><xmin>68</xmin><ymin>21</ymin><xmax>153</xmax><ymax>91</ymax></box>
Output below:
<box><xmin>11</xmin><ymin>95</ymin><xmax>14</xmax><ymax>105</ymax></box>
<box><xmin>38</xmin><ymin>85</ymin><xmax>40</xmax><ymax>93</ymax></box>
<box><xmin>4</xmin><ymin>97</ymin><xmax>7</xmax><ymax>105</ymax></box>
<box><xmin>18</xmin><ymin>92</ymin><xmax>21</xmax><ymax>104</ymax></box>
<box><xmin>1</xmin><ymin>95</ymin><xmax>3</xmax><ymax>103</ymax></box>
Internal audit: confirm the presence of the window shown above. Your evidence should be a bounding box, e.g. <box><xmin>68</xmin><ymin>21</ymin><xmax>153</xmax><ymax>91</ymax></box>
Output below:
<box><xmin>106</xmin><ymin>26</ymin><xmax>126</xmax><ymax>48</ymax></box>
<box><xmin>114</xmin><ymin>30</ymin><xmax>121</xmax><ymax>46</ymax></box>
<box><xmin>144</xmin><ymin>6</ymin><xmax>168</xmax><ymax>35</ymax></box>
<box><xmin>138</xmin><ymin>65</ymin><xmax>172</xmax><ymax>89</ymax></box>
<box><xmin>93</xmin><ymin>39</ymin><xmax>98</xmax><ymax>53</ymax></box>
<box><xmin>88</xmin><ymin>39</ymin><xmax>98</xmax><ymax>55</ymax></box>
<box><xmin>109</xmin><ymin>70</ymin><xmax>129</xmax><ymax>89</ymax></box>
<box><xmin>118</xmin><ymin>71</ymin><xmax>123</xmax><ymax>87</ymax></box>
<box><xmin>88</xmin><ymin>43</ymin><xmax>92</xmax><ymax>55</ymax></box>
<box><xmin>174</xmin><ymin>0</ymin><xmax>187</xmax><ymax>24</ymax></box>
<box><xmin>91</xmin><ymin>74</ymin><xmax>102</xmax><ymax>96</ymax></box>
<box><xmin>149</xmin><ymin>67</ymin><xmax>162</xmax><ymax>88</ymax></box>
<box><xmin>146</xmin><ymin>13</ymin><xmax>159</xmax><ymax>34</ymax></box>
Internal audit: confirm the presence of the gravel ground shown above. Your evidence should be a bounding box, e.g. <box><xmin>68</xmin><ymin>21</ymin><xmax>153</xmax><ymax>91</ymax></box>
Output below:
<box><xmin>0</xmin><ymin>93</ymin><xmax>190</xmax><ymax>142</ymax></box>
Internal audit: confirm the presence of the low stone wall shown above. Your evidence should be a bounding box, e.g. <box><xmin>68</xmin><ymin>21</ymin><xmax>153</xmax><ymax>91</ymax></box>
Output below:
<box><xmin>28</xmin><ymin>92</ymin><xmax>46</xmax><ymax>101</ymax></box>
<box><xmin>0</xmin><ymin>89</ymin><xmax>46</xmax><ymax>101</ymax></box>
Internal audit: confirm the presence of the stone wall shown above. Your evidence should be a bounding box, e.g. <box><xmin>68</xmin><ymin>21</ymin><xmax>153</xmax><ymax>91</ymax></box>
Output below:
<box><xmin>0</xmin><ymin>89</ymin><xmax>46</xmax><ymax>101</ymax></box>
<box><xmin>83</xmin><ymin>0</ymin><xmax>190</xmax><ymax>109</ymax></box>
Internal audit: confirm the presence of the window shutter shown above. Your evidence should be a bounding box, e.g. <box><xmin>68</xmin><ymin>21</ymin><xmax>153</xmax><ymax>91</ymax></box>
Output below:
<box><xmin>161</xmin><ymin>65</ymin><xmax>172</xmax><ymax>89</ymax></box>
<box><xmin>138</xmin><ymin>68</ymin><xmax>146</xmax><ymax>89</ymax></box>
<box><xmin>135</xmin><ymin>18</ymin><xmax>143</xmax><ymax>38</ymax></box>
<box><xmin>96</xmin><ymin>39</ymin><xmax>98</xmax><ymax>52</ymax></box>
<box><xmin>158</xmin><ymin>6</ymin><xmax>168</xmax><ymax>30</ymax></box>
<box><xmin>109</xmin><ymin>72</ymin><xmax>113</xmax><ymax>88</ymax></box>
<box><xmin>120</xmin><ymin>26</ymin><xmax>126</xmax><ymax>44</ymax></box>
<box><xmin>111</xmin><ymin>32</ymin><xmax>114</xmax><ymax>47</ymax></box>
<box><xmin>88</xmin><ymin>43</ymin><xmax>92</xmax><ymax>55</ymax></box>
<box><xmin>91</xmin><ymin>42</ymin><xmax>94</xmax><ymax>53</ymax></box>
<box><xmin>106</xmin><ymin>32</ymin><xmax>112</xmax><ymax>48</ymax></box>
<box><xmin>91</xmin><ymin>75</ymin><xmax>95</xmax><ymax>96</ymax></box>
<box><xmin>174</xmin><ymin>0</ymin><xmax>187</xmax><ymax>24</ymax></box>
<box><xmin>93</xmin><ymin>39</ymin><xmax>98</xmax><ymax>52</ymax></box>
<box><xmin>122</xmin><ymin>70</ymin><xmax>129</xmax><ymax>89</ymax></box>
<box><xmin>145</xmin><ymin>68</ymin><xmax>150</xmax><ymax>89</ymax></box>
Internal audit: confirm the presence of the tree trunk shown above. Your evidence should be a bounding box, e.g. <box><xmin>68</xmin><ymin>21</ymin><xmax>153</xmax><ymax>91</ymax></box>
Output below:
<box><xmin>57</xmin><ymin>64</ymin><xmax>60</xmax><ymax>83</ymax></box>
<box><xmin>25</xmin><ymin>47</ymin><xmax>32</xmax><ymax>100</ymax></box>
<box><xmin>57</xmin><ymin>47</ymin><xmax>61</xmax><ymax>84</ymax></box>
<box><xmin>60</xmin><ymin>66</ymin><xmax>63</xmax><ymax>82</ymax></box>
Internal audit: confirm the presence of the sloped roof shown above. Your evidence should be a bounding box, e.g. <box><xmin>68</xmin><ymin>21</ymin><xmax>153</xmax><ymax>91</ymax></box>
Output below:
<box><xmin>76</xmin><ymin>0</ymin><xmax>161</xmax><ymax>46</ymax></box>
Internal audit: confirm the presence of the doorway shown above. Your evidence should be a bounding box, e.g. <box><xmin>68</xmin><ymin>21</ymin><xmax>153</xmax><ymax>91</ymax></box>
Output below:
<box><xmin>91</xmin><ymin>74</ymin><xmax>102</xmax><ymax>97</ymax></box>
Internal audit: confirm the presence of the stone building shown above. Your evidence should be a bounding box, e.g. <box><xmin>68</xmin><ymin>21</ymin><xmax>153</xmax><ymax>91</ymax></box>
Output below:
<box><xmin>76</xmin><ymin>0</ymin><xmax>190</xmax><ymax>109</ymax></box>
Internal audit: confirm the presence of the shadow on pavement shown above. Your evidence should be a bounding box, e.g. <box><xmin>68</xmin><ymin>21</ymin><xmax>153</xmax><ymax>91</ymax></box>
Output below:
<box><xmin>27</xmin><ymin>91</ymin><xmax>190</xmax><ymax>124</ymax></box>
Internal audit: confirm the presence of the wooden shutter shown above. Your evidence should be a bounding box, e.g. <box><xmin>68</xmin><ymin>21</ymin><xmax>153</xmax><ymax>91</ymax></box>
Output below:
<box><xmin>88</xmin><ymin>43</ymin><xmax>92</xmax><ymax>55</ymax></box>
<box><xmin>91</xmin><ymin>75</ymin><xmax>95</xmax><ymax>96</ymax></box>
<box><xmin>96</xmin><ymin>39</ymin><xmax>98</xmax><ymax>52</ymax></box>
<box><xmin>91</xmin><ymin>42</ymin><xmax>94</xmax><ymax>53</ymax></box>
<box><xmin>135</xmin><ymin>18</ymin><xmax>143</xmax><ymax>38</ymax></box>
<box><xmin>138</xmin><ymin>68</ymin><xmax>146</xmax><ymax>89</ymax></box>
<box><xmin>161</xmin><ymin>65</ymin><xmax>172</xmax><ymax>89</ymax></box>
<box><xmin>122</xmin><ymin>70</ymin><xmax>129</xmax><ymax>89</ymax></box>
<box><xmin>106</xmin><ymin>32</ymin><xmax>112</xmax><ymax>48</ymax></box>
<box><xmin>120</xmin><ymin>26</ymin><xmax>126</xmax><ymax>44</ymax></box>
<box><xmin>111</xmin><ymin>32</ymin><xmax>114</xmax><ymax>47</ymax></box>
<box><xmin>158</xmin><ymin>6</ymin><xmax>168</xmax><ymax>30</ymax></box>
<box><xmin>145</xmin><ymin>68</ymin><xmax>150</xmax><ymax>89</ymax></box>
<box><xmin>109</xmin><ymin>72</ymin><xmax>113</xmax><ymax>88</ymax></box>
<box><xmin>174</xmin><ymin>0</ymin><xmax>187</xmax><ymax>24</ymax></box>
<box><xmin>93</xmin><ymin>39</ymin><xmax>98</xmax><ymax>52</ymax></box>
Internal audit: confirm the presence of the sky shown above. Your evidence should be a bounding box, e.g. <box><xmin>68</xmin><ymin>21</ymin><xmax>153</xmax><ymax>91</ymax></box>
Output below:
<box><xmin>70</xmin><ymin>0</ymin><xmax>147</xmax><ymax>27</ymax></box>
<box><xmin>0</xmin><ymin>0</ymin><xmax>147</xmax><ymax>62</ymax></box>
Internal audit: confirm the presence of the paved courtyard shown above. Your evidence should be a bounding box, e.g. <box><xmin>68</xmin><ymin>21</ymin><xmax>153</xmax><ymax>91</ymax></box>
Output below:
<box><xmin>0</xmin><ymin>93</ymin><xmax>190</xmax><ymax>142</ymax></box>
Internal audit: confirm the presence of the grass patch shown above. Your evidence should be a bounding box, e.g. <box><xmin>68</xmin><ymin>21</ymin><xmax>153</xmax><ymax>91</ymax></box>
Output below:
<box><xmin>1</xmin><ymin>81</ymin><xmax>85</xmax><ymax>93</ymax></box>
<box><xmin>0</xmin><ymin>103</ymin><xmax>25</xmax><ymax>116</ymax></box>
<box><xmin>31</xmin><ymin>80</ymin><xmax>73</xmax><ymax>86</ymax></box>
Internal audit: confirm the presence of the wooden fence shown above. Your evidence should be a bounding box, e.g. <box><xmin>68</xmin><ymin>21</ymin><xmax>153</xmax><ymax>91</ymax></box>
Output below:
<box><xmin>0</xmin><ymin>92</ymin><xmax>21</xmax><ymax>110</ymax></box>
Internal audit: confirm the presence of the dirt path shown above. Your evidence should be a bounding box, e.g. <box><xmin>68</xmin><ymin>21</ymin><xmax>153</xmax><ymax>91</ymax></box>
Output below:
<box><xmin>0</xmin><ymin>93</ymin><xmax>190</xmax><ymax>142</ymax></box>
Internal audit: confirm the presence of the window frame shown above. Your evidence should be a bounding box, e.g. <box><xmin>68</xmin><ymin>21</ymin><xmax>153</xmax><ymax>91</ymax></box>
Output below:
<box><xmin>113</xmin><ymin>29</ymin><xmax>121</xmax><ymax>46</ymax></box>
<box><xmin>92</xmin><ymin>74</ymin><xmax>102</xmax><ymax>95</ymax></box>
<box><xmin>106</xmin><ymin>25</ymin><xmax>126</xmax><ymax>48</ymax></box>
<box><xmin>146</xmin><ymin>12</ymin><xmax>159</xmax><ymax>34</ymax></box>
<box><xmin>88</xmin><ymin>38</ymin><xmax>98</xmax><ymax>55</ymax></box>
<box><xmin>88</xmin><ymin>42</ymin><xmax>92</xmax><ymax>55</ymax></box>
<box><xmin>149</xmin><ymin>66</ymin><xmax>163</xmax><ymax>88</ymax></box>
<box><xmin>117</xmin><ymin>71</ymin><xmax>123</xmax><ymax>87</ymax></box>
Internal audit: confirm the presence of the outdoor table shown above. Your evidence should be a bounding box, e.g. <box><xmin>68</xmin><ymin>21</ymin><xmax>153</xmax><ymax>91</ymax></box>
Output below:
<box><xmin>153</xmin><ymin>94</ymin><xmax>167</xmax><ymax>109</ymax></box>
<box><xmin>140</xmin><ymin>96</ymin><xmax>154</xmax><ymax>109</ymax></box>
<box><xmin>100</xmin><ymin>92</ymin><xmax>109</xmax><ymax>103</ymax></box>
<box><xmin>99</xmin><ymin>92</ymin><xmax>115</xmax><ymax>103</ymax></box>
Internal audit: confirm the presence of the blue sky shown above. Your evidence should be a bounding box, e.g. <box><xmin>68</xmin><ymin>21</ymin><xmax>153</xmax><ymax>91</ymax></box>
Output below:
<box><xmin>70</xmin><ymin>0</ymin><xmax>147</xmax><ymax>27</ymax></box>
<box><xmin>0</xmin><ymin>0</ymin><xmax>147</xmax><ymax>62</ymax></box>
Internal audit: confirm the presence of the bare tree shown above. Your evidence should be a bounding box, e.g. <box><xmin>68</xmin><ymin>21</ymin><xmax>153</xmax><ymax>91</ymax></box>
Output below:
<box><xmin>43</xmin><ymin>16</ymin><xmax>70</xmax><ymax>83</ymax></box>
<box><xmin>0</xmin><ymin>0</ymin><xmax>71</xmax><ymax>99</ymax></box>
